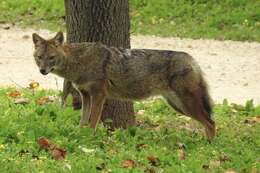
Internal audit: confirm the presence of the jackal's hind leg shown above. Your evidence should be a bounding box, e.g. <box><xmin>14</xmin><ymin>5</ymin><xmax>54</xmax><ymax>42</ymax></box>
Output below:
<box><xmin>163</xmin><ymin>93</ymin><xmax>185</xmax><ymax>115</ymax></box>
<box><xmin>88</xmin><ymin>92</ymin><xmax>106</xmax><ymax>132</ymax></box>
<box><xmin>79</xmin><ymin>91</ymin><xmax>91</xmax><ymax>127</ymax></box>
<box><xmin>174</xmin><ymin>88</ymin><xmax>215</xmax><ymax>141</ymax></box>
<box><xmin>170</xmin><ymin>76</ymin><xmax>215</xmax><ymax>141</ymax></box>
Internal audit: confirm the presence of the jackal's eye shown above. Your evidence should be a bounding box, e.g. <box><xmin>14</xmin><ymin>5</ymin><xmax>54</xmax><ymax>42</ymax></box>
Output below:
<box><xmin>37</xmin><ymin>56</ymin><xmax>42</xmax><ymax>60</ymax></box>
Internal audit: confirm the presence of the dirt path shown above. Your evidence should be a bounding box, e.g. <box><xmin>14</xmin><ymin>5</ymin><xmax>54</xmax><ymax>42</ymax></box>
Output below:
<box><xmin>0</xmin><ymin>26</ymin><xmax>260</xmax><ymax>105</ymax></box>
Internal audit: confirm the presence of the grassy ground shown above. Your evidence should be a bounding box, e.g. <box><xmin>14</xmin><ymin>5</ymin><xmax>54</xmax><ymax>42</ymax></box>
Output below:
<box><xmin>0</xmin><ymin>0</ymin><xmax>260</xmax><ymax>41</ymax></box>
<box><xmin>0</xmin><ymin>87</ymin><xmax>259</xmax><ymax>173</ymax></box>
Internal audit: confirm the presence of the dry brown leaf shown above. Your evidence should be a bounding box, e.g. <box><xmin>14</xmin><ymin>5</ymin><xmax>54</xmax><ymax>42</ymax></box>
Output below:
<box><xmin>147</xmin><ymin>155</ymin><xmax>160</xmax><ymax>166</ymax></box>
<box><xmin>121</xmin><ymin>159</ymin><xmax>135</xmax><ymax>168</ymax></box>
<box><xmin>37</xmin><ymin>137</ymin><xmax>66</xmax><ymax>160</ymax></box>
<box><xmin>51</xmin><ymin>148</ymin><xmax>66</xmax><ymax>160</ymax></box>
<box><xmin>14</xmin><ymin>98</ymin><xmax>30</xmax><ymax>105</ymax></box>
<box><xmin>36</xmin><ymin>96</ymin><xmax>52</xmax><ymax>105</ymax></box>
<box><xmin>244</xmin><ymin>116</ymin><xmax>260</xmax><ymax>124</ymax></box>
<box><xmin>37</xmin><ymin>137</ymin><xmax>50</xmax><ymax>150</ymax></box>
<box><xmin>177</xmin><ymin>149</ymin><xmax>185</xmax><ymax>160</ymax></box>
<box><xmin>29</xmin><ymin>81</ymin><xmax>40</xmax><ymax>89</ymax></box>
<box><xmin>7</xmin><ymin>90</ymin><xmax>21</xmax><ymax>98</ymax></box>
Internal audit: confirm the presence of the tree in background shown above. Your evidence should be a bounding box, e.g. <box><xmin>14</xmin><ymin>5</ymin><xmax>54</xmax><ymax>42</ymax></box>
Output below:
<box><xmin>64</xmin><ymin>0</ymin><xmax>135</xmax><ymax>128</ymax></box>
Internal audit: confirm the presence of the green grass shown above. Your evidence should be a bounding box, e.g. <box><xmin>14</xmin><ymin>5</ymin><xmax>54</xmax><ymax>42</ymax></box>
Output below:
<box><xmin>0</xmin><ymin>88</ymin><xmax>259</xmax><ymax>173</ymax></box>
<box><xmin>0</xmin><ymin>0</ymin><xmax>260</xmax><ymax>41</ymax></box>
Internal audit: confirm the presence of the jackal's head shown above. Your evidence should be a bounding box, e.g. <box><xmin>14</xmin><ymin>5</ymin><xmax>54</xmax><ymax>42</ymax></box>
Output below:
<box><xmin>32</xmin><ymin>32</ymin><xmax>65</xmax><ymax>75</ymax></box>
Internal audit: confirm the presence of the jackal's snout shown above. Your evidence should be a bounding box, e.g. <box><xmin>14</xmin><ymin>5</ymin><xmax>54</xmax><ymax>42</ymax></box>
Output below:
<box><xmin>40</xmin><ymin>69</ymin><xmax>48</xmax><ymax>75</ymax></box>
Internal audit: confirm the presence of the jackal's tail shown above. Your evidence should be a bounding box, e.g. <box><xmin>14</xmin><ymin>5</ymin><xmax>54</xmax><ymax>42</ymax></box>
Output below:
<box><xmin>200</xmin><ymin>76</ymin><xmax>213</xmax><ymax>117</ymax></box>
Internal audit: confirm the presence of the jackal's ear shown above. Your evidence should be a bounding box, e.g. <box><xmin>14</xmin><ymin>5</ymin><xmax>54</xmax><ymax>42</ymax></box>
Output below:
<box><xmin>53</xmin><ymin>31</ymin><xmax>64</xmax><ymax>46</ymax></box>
<box><xmin>32</xmin><ymin>33</ymin><xmax>45</xmax><ymax>47</ymax></box>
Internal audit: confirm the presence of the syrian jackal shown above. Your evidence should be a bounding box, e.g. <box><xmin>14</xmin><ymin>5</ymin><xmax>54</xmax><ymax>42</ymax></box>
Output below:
<box><xmin>32</xmin><ymin>32</ymin><xmax>216</xmax><ymax>141</ymax></box>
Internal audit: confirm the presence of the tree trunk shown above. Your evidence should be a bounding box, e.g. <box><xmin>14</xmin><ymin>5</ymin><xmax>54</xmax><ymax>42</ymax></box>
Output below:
<box><xmin>64</xmin><ymin>0</ymin><xmax>135</xmax><ymax>128</ymax></box>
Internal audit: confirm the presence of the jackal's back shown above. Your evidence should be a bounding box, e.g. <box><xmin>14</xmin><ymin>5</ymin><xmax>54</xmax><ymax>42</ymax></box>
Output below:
<box><xmin>105</xmin><ymin>48</ymin><xmax>198</xmax><ymax>100</ymax></box>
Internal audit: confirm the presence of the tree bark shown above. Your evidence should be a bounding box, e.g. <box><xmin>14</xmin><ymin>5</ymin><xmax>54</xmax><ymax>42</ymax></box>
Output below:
<box><xmin>64</xmin><ymin>0</ymin><xmax>135</xmax><ymax>128</ymax></box>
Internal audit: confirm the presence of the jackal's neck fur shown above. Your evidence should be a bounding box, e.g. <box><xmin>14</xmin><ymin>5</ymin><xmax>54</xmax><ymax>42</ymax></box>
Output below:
<box><xmin>53</xmin><ymin>42</ymin><xmax>108</xmax><ymax>84</ymax></box>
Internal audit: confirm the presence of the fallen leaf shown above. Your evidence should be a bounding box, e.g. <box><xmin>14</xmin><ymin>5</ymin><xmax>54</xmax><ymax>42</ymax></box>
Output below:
<box><xmin>51</xmin><ymin>148</ymin><xmax>66</xmax><ymax>160</ymax></box>
<box><xmin>37</xmin><ymin>137</ymin><xmax>66</xmax><ymax>160</ymax></box>
<box><xmin>244</xmin><ymin>116</ymin><xmax>260</xmax><ymax>124</ymax></box>
<box><xmin>37</xmin><ymin>137</ymin><xmax>50</xmax><ymax>150</ymax></box>
<box><xmin>78</xmin><ymin>145</ymin><xmax>95</xmax><ymax>153</ymax></box>
<box><xmin>147</xmin><ymin>155</ymin><xmax>160</xmax><ymax>166</ymax></box>
<box><xmin>36</xmin><ymin>96</ymin><xmax>52</xmax><ymax>105</ymax></box>
<box><xmin>29</xmin><ymin>81</ymin><xmax>40</xmax><ymax>89</ymax></box>
<box><xmin>8</xmin><ymin>90</ymin><xmax>21</xmax><ymax>98</ymax></box>
<box><xmin>14</xmin><ymin>98</ymin><xmax>30</xmax><ymax>105</ymax></box>
<box><xmin>177</xmin><ymin>149</ymin><xmax>185</xmax><ymax>160</ymax></box>
<box><xmin>122</xmin><ymin>159</ymin><xmax>135</xmax><ymax>168</ymax></box>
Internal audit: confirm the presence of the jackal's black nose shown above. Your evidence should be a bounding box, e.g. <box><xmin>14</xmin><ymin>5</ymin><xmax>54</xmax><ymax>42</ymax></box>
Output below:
<box><xmin>40</xmin><ymin>69</ymin><xmax>48</xmax><ymax>75</ymax></box>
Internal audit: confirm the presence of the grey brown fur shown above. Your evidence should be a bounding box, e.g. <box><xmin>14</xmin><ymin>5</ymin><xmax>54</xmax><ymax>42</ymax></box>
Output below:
<box><xmin>32</xmin><ymin>32</ymin><xmax>216</xmax><ymax>141</ymax></box>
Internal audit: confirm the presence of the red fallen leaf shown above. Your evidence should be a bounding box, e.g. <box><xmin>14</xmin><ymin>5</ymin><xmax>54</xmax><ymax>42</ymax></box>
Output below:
<box><xmin>121</xmin><ymin>159</ymin><xmax>135</xmax><ymax>168</ymax></box>
<box><xmin>51</xmin><ymin>148</ymin><xmax>66</xmax><ymax>160</ymax></box>
<box><xmin>37</xmin><ymin>137</ymin><xmax>50</xmax><ymax>150</ymax></box>
<box><xmin>36</xmin><ymin>97</ymin><xmax>51</xmax><ymax>105</ymax></box>
<box><xmin>7</xmin><ymin>90</ymin><xmax>21</xmax><ymax>98</ymax></box>
<box><xmin>147</xmin><ymin>155</ymin><xmax>160</xmax><ymax>166</ymax></box>
<box><xmin>37</xmin><ymin>137</ymin><xmax>66</xmax><ymax>160</ymax></box>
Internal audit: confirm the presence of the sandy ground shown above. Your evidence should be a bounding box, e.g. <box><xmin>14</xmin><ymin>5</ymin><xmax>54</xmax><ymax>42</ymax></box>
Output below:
<box><xmin>0</xmin><ymin>25</ymin><xmax>260</xmax><ymax>105</ymax></box>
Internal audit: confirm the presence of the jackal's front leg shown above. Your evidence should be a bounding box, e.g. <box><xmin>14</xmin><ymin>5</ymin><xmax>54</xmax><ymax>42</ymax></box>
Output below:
<box><xmin>79</xmin><ymin>91</ymin><xmax>91</xmax><ymax>127</ymax></box>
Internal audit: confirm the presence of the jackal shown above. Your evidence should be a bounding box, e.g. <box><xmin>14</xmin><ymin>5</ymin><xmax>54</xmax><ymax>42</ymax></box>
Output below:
<box><xmin>32</xmin><ymin>32</ymin><xmax>216</xmax><ymax>141</ymax></box>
